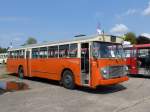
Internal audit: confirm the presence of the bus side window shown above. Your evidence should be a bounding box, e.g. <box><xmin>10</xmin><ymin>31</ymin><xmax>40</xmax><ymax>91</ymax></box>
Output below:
<box><xmin>69</xmin><ymin>44</ymin><xmax>78</xmax><ymax>58</ymax></box>
<box><xmin>14</xmin><ymin>50</ymin><xmax>17</xmax><ymax>58</ymax></box>
<box><xmin>20</xmin><ymin>50</ymin><xmax>25</xmax><ymax>58</ymax></box>
<box><xmin>59</xmin><ymin>44</ymin><xmax>69</xmax><ymax>58</ymax></box>
<box><xmin>8</xmin><ymin>52</ymin><xmax>10</xmax><ymax>58</ymax></box>
<box><xmin>18</xmin><ymin>50</ymin><xmax>21</xmax><ymax>58</ymax></box>
<box><xmin>124</xmin><ymin>49</ymin><xmax>131</xmax><ymax>57</ymax></box>
<box><xmin>14</xmin><ymin>51</ymin><xmax>17</xmax><ymax>58</ymax></box>
<box><xmin>32</xmin><ymin>48</ymin><xmax>39</xmax><ymax>58</ymax></box>
<box><xmin>48</xmin><ymin>46</ymin><xmax>58</xmax><ymax>58</ymax></box>
<box><xmin>12</xmin><ymin>51</ymin><xmax>15</xmax><ymax>58</ymax></box>
<box><xmin>18</xmin><ymin>50</ymin><xmax>20</xmax><ymax>58</ymax></box>
<box><xmin>39</xmin><ymin>47</ymin><xmax>48</xmax><ymax>58</ymax></box>
<box><xmin>132</xmin><ymin>49</ymin><xmax>136</xmax><ymax>57</ymax></box>
<box><xmin>10</xmin><ymin>51</ymin><xmax>13</xmax><ymax>58</ymax></box>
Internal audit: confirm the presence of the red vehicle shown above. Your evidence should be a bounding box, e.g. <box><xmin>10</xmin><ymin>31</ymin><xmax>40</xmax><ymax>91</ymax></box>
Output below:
<box><xmin>124</xmin><ymin>44</ymin><xmax>150</xmax><ymax>76</ymax></box>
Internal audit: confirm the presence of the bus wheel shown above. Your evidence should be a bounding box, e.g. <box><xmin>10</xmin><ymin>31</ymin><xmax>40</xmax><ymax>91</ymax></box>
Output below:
<box><xmin>18</xmin><ymin>67</ymin><xmax>24</xmax><ymax>79</ymax></box>
<box><xmin>62</xmin><ymin>70</ymin><xmax>75</xmax><ymax>89</ymax></box>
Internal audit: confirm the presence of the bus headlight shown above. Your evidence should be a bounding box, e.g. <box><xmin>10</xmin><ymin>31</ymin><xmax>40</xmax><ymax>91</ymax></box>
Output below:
<box><xmin>101</xmin><ymin>67</ymin><xmax>110</xmax><ymax>79</ymax></box>
<box><xmin>123</xmin><ymin>65</ymin><xmax>128</xmax><ymax>75</ymax></box>
<box><xmin>124</xmin><ymin>66</ymin><xmax>128</xmax><ymax>71</ymax></box>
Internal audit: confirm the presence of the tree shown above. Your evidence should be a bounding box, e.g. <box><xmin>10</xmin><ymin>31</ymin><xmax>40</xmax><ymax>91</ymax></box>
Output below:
<box><xmin>136</xmin><ymin>36</ymin><xmax>150</xmax><ymax>44</ymax></box>
<box><xmin>22</xmin><ymin>37</ymin><xmax>37</xmax><ymax>46</ymax></box>
<box><xmin>124</xmin><ymin>32</ymin><xmax>137</xmax><ymax>44</ymax></box>
<box><xmin>0</xmin><ymin>47</ymin><xmax>7</xmax><ymax>53</ymax></box>
<box><xmin>26</xmin><ymin>37</ymin><xmax>37</xmax><ymax>45</ymax></box>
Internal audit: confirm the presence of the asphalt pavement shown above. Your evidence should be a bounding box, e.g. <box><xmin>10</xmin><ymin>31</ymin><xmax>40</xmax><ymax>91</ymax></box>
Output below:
<box><xmin>0</xmin><ymin>65</ymin><xmax>150</xmax><ymax>112</ymax></box>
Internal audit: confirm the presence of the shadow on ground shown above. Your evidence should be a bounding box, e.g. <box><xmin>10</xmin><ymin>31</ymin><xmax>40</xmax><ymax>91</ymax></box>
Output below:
<box><xmin>9</xmin><ymin>74</ymin><xmax>127</xmax><ymax>94</ymax></box>
<box><xmin>0</xmin><ymin>89</ymin><xmax>6</xmax><ymax>95</ymax></box>
<box><xmin>76</xmin><ymin>84</ymin><xmax>127</xmax><ymax>94</ymax></box>
<box><xmin>26</xmin><ymin>77</ymin><xmax>127</xmax><ymax>94</ymax></box>
<box><xmin>128</xmin><ymin>74</ymin><xmax>150</xmax><ymax>79</ymax></box>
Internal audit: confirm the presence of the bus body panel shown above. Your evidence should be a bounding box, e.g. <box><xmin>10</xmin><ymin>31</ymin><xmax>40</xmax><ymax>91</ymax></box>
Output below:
<box><xmin>7</xmin><ymin>58</ymin><xmax>82</xmax><ymax>86</ymax></box>
<box><xmin>90</xmin><ymin>58</ymin><xmax>128</xmax><ymax>87</ymax></box>
<box><xmin>29</xmin><ymin>58</ymin><xmax>81</xmax><ymax>86</ymax></box>
<box><xmin>99</xmin><ymin>76</ymin><xmax>128</xmax><ymax>85</ymax></box>
<box><xmin>7</xmin><ymin>57</ymin><xmax>128</xmax><ymax>88</ymax></box>
<box><xmin>126</xmin><ymin>57</ymin><xmax>138</xmax><ymax>75</ymax></box>
<box><xmin>7</xmin><ymin>58</ymin><xmax>27</xmax><ymax>75</ymax></box>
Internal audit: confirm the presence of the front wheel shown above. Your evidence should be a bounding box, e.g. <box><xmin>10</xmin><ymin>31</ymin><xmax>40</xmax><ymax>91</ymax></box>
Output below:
<box><xmin>62</xmin><ymin>70</ymin><xmax>75</xmax><ymax>89</ymax></box>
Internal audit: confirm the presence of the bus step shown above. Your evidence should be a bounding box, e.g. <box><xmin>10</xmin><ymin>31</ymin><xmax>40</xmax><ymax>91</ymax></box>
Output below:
<box><xmin>81</xmin><ymin>73</ymin><xmax>90</xmax><ymax>85</ymax></box>
<box><xmin>84</xmin><ymin>80</ymin><xmax>89</xmax><ymax>84</ymax></box>
<box><xmin>82</xmin><ymin>74</ymin><xmax>89</xmax><ymax>80</ymax></box>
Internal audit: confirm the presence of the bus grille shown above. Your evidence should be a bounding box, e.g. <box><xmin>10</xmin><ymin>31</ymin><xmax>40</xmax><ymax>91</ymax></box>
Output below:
<box><xmin>109</xmin><ymin>66</ymin><xmax>126</xmax><ymax>78</ymax></box>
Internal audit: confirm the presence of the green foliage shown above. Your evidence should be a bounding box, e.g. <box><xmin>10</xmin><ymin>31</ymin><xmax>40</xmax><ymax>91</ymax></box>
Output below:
<box><xmin>22</xmin><ymin>37</ymin><xmax>37</xmax><ymax>46</ymax></box>
<box><xmin>0</xmin><ymin>47</ymin><xmax>7</xmax><ymax>53</ymax></box>
<box><xmin>124</xmin><ymin>32</ymin><xmax>137</xmax><ymax>44</ymax></box>
<box><xmin>26</xmin><ymin>37</ymin><xmax>37</xmax><ymax>45</ymax></box>
<box><xmin>137</xmin><ymin>36</ymin><xmax>150</xmax><ymax>44</ymax></box>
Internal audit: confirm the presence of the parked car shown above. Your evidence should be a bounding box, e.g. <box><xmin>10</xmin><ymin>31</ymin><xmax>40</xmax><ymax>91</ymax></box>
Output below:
<box><xmin>0</xmin><ymin>53</ymin><xmax>8</xmax><ymax>64</ymax></box>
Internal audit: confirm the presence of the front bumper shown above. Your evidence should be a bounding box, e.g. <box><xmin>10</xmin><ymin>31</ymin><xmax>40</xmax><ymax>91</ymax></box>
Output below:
<box><xmin>99</xmin><ymin>76</ymin><xmax>129</xmax><ymax>86</ymax></box>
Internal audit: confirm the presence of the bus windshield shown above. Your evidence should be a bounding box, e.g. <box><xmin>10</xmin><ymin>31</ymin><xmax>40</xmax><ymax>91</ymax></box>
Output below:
<box><xmin>92</xmin><ymin>42</ymin><xmax>125</xmax><ymax>58</ymax></box>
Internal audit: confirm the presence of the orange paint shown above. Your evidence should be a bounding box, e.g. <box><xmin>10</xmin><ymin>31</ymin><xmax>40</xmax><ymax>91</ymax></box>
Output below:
<box><xmin>7</xmin><ymin>57</ymin><xmax>128</xmax><ymax>88</ymax></box>
<box><xmin>90</xmin><ymin>58</ymin><xmax>128</xmax><ymax>87</ymax></box>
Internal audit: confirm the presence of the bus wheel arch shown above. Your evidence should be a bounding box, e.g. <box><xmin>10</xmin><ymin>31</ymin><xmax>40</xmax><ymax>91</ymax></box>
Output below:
<box><xmin>61</xmin><ymin>68</ymin><xmax>75</xmax><ymax>89</ymax></box>
<box><xmin>18</xmin><ymin>65</ymin><xmax>24</xmax><ymax>79</ymax></box>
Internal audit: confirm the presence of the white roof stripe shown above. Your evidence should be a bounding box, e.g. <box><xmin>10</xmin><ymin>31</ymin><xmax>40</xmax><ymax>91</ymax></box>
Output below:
<box><xmin>8</xmin><ymin>34</ymin><xmax>122</xmax><ymax>51</ymax></box>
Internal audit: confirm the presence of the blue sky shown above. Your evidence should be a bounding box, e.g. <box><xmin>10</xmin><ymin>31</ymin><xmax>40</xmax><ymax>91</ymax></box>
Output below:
<box><xmin>0</xmin><ymin>0</ymin><xmax>150</xmax><ymax>48</ymax></box>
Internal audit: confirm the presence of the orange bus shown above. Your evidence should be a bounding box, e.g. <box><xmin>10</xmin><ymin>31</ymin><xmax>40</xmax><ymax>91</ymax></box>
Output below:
<box><xmin>7</xmin><ymin>35</ymin><xmax>128</xmax><ymax>89</ymax></box>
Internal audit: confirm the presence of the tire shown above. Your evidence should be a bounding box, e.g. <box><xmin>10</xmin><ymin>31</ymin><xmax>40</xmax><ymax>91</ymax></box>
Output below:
<box><xmin>62</xmin><ymin>70</ymin><xmax>75</xmax><ymax>89</ymax></box>
<box><xmin>18</xmin><ymin>67</ymin><xmax>24</xmax><ymax>79</ymax></box>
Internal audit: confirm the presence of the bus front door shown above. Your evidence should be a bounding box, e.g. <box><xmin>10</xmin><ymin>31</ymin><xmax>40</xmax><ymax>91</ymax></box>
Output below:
<box><xmin>81</xmin><ymin>43</ymin><xmax>90</xmax><ymax>85</ymax></box>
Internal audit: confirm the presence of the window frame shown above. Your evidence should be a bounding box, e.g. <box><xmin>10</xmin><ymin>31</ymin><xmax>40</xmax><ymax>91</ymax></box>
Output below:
<box><xmin>48</xmin><ymin>46</ymin><xmax>59</xmax><ymax>58</ymax></box>
<box><xmin>32</xmin><ymin>48</ymin><xmax>40</xmax><ymax>59</ymax></box>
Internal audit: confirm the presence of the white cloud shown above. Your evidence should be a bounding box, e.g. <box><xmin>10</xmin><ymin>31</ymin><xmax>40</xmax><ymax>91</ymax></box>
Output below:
<box><xmin>116</xmin><ymin>1</ymin><xmax>150</xmax><ymax>18</ymax></box>
<box><xmin>142</xmin><ymin>1</ymin><xmax>150</xmax><ymax>16</ymax></box>
<box><xmin>110</xmin><ymin>24</ymin><xmax>129</xmax><ymax>34</ymax></box>
<box><xmin>115</xmin><ymin>9</ymin><xmax>139</xmax><ymax>20</ymax></box>
<box><xmin>141</xmin><ymin>33</ymin><xmax>150</xmax><ymax>39</ymax></box>
<box><xmin>125</xmin><ymin>9</ymin><xmax>138</xmax><ymax>15</ymax></box>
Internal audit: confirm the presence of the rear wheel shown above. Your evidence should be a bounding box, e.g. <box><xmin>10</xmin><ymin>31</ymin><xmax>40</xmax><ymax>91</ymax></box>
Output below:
<box><xmin>62</xmin><ymin>70</ymin><xmax>75</xmax><ymax>89</ymax></box>
<box><xmin>18</xmin><ymin>66</ymin><xmax>24</xmax><ymax>79</ymax></box>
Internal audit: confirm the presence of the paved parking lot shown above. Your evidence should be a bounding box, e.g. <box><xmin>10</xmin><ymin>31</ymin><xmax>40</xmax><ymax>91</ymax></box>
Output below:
<box><xmin>0</xmin><ymin>64</ymin><xmax>150</xmax><ymax>112</ymax></box>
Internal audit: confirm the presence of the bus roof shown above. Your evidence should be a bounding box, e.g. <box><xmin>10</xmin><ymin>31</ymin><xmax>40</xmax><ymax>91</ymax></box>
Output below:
<box><xmin>8</xmin><ymin>34</ymin><xmax>123</xmax><ymax>51</ymax></box>
<box><xmin>123</xmin><ymin>44</ymin><xmax>150</xmax><ymax>49</ymax></box>
<box><xmin>134</xmin><ymin>44</ymin><xmax>150</xmax><ymax>48</ymax></box>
